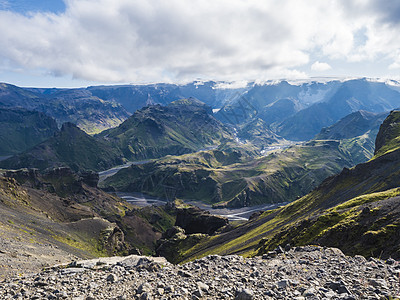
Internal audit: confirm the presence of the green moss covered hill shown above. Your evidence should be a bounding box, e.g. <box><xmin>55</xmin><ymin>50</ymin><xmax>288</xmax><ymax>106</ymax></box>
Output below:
<box><xmin>0</xmin><ymin>123</ymin><xmax>124</xmax><ymax>172</ymax></box>
<box><xmin>1</xmin><ymin>99</ymin><xmax>238</xmax><ymax>172</ymax></box>
<box><xmin>97</xmin><ymin>98</ymin><xmax>235</xmax><ymax>161</ymax></box>
<box><xmin>315</xmin><ymin>110</ymin><xmax>388</xmax><ymax>164</ymax></box>
<box><xmin>0</xmin><ymin>107</ymin><xmax>58</xmax><ymax>156</ymax></box>
<box><xmin>166</xmin><ymin>110</ymin><xmax>400</xmax><ymax>262</ymax></box>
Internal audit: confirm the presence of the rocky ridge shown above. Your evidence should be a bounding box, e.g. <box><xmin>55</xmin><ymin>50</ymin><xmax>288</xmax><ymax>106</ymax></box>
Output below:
<box><xmin>0</xmin><ymin>83</ymin><xmax>130</xmax><ymax>134</ymax></box>
<box><xmin>1</xmin><ymin>246</ymin><xmax>399</xmax><ymax>299</ymax></box>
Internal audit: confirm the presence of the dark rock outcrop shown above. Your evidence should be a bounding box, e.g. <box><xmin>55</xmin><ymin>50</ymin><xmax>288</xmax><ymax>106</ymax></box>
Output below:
<box><xmin>79</xmin><ymin>171</ymin><xmax>99</xmax><ymax>187</ymax></box>
<box><xmin>101</xmin><ymin>226</ymin><xmax>128</xmax><ymax>256</ymax></box>
<box><xmin>175</xmin><ymin>206</ymin><xmax>228</xmax><ymax>235</ymax></box>
<box><xmin>155</xmin><ymin>204</ymin><xmax>229</xmax><ymax>263</ymax></box>
<box><xmin>4</xmin><ymin>168</ymin><xmax>41</xmax><ymax>188</ymax></box>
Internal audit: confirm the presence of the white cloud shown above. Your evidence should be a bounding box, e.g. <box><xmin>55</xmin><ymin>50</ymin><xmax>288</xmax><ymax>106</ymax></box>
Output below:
<box><xmin>0</xmin><ymin>0</ymin><xmax>400</xmax><ymax>84</ymax></box>
<box><xmin>389</xmin><ymin>62</ymin><xmax>400</xmax><ymax>70</ymax></box>
<box><xmin>311</xmin><ymin>61</ymin><xmax>332</xmax><ymax>72</ymax></box>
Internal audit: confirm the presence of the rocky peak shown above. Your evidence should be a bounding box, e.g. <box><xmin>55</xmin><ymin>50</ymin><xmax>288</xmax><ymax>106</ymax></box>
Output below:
<box><xmin>170</xmin><ymin>97</ymin><xmax>213</xmax><ymax>114</ymax></box>
<box><xmin>59</xmin><ymin>122</ymin><xmax>83</xmax><ymax>136</ymax></box>
<box><xmin>374</xmin><ymin>110</ymin><xmax>400</xmax><ymax>157</ymax></box>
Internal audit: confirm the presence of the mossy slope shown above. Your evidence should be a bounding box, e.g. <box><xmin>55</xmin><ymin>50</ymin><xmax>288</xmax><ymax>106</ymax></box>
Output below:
<box><xmin>0</xmin><ymin>107</ymin><xmax>58</xmax><ymax>155</ymax></box>
<box><xmin>0</xmin><ymin>168</ymin><xmax>175</xmax><ymax>259</ymax></box>
<box><xmin>0</xmin><ymin>123</ymin><xmax>124</xmax><ymax>172</ymax></box>
<box><xmin>171</xmin><ymin>111</ymin><xmax>400</xmax><ymax>262</ymax></box>
<box><xmin>98</xmin><ymin>98</ymin><xmax>235</xmax><ymax>161</ymax></box>
<box><xmin>374</xmin><ymin>110</ymin><xmax>400</xmax><ymax>158</ymax></box>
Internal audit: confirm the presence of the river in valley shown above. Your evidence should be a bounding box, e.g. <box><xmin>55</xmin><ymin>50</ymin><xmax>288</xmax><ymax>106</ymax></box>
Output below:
<box><xmin>98</xmin><ymin>160</ymin><xmax>151</xmax><ymax>183</ymax></box>
<box><xmin>99</xmin><ymin>159</ymin><xmax>287</xmax><ymax>221</ymax></box>
<box><xmin>113</xmin><ymin>191</ymin><xmax>286</xmax><ymax>221</ymax></box>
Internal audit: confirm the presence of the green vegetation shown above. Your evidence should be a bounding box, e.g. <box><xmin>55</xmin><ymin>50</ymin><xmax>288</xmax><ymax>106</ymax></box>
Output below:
<box><xmin>0</xmin><ymin>108</ymin><xmax>59</xmax><ymax>155</ymax></box>
<box><xmin>53</xmin><ymin>233</ymin><xmax>108</xmax><ymax>257</ymax></box>
<box><xmin>333</xmin><ymin>188</ymin><xmax>400</xmax><ymax>210</ymax></box>
<box><xmin>97</xmin><ymin>99</ymin><xmax>234</xmax><ymax>162</ymax></box>
<box><xmin>163</xmin><ymin>112</ymin><xmax>400</xmax><ymax>262</ymax></box>
<box><xmin>178</xmin><ymin>184</ymin><xmax>400</xmax><ymax>262</ymax></box>
<box><xmin>102</xmin><ymin>140</ymin><xmax>354</xmax><ymax>208</ymax></box>
<box><xmin>0</xmin><ymin>123</ymin><xmax>124</xmax><ymax>172</ymax></box>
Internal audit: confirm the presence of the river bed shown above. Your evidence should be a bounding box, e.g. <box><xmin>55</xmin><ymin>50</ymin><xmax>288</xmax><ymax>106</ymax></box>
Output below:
<box><xmin>98</xmin><ymin>160</ymin><xmax>151</xmax><ymax>183</ymax></box>
<box><xmin>100</xmin><ymin>158</ymin><xmax>287</xmax><ymax>221</ymax></box>
<box><xmin>114</xmin><ymin>191</ymin><xmax>286</xmax><ymax>221</ymax></box>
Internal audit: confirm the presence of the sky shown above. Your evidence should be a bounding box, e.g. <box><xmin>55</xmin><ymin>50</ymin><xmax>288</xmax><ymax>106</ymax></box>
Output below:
<box><xmin>0</xmin><ymin>0</ymin><xmax>400</xmax><ymax>87</ymax></box>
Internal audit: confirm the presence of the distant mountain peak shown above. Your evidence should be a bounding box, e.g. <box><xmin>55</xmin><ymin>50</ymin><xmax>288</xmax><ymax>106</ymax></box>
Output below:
<box><xmin>170</xmin><ymin>97</ymin><xmax>206</xmax><ymax>106</ymax></box>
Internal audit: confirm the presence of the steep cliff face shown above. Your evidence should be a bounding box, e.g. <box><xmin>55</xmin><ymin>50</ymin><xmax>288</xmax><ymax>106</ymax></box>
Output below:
<box><xmin>175</xmin><ymin>206</ymin><xmax>228</xmax><ymax>235</ymax></box>
<box><xmin>155</xmin><ymin>201</ymin><xmax>228</xmax><ymax>263</ymax></box>
<box><xmin>374</xmin><ymin>110</ymin><xmax>400</xmax><ymax>157</ymax></box>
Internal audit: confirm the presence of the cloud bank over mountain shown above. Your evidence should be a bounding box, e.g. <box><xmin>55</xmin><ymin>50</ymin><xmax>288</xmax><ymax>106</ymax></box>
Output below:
<box><xmin>1</xmin><ymin>0</ymin><xmax>400</xmax><ymax>84</ymax></box>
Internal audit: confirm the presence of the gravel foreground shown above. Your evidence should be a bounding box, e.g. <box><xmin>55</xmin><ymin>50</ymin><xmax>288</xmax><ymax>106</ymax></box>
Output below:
<box><xmin>1</xmin><ymin>246</ymin><xmax>400</xmax><ymax>299</ymax></box>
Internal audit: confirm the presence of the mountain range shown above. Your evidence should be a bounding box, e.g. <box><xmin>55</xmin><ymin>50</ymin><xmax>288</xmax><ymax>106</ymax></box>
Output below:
<box><xmin>1</xmin><ymin>79</ymin><xmax>394</xmax><ymax>209</ymax></box>
<box><xmin>216</xmin><ymin>79</ymin><xmax>400</xmax><ymax>140</ymax></box>
<box><xmin>0</xmin><ymin>83</ymin><xmax>130</xmax><ymax>135</ymax></box>
<box><xmin>101</xmin><ymin>105</ymin><xmax>387</xmax><ymax>208</ymax></box>
<box><xmin>0</xmin><ymin>98</ymin><xmax>236</xmax><ymax>171</ymax></box>
<box><xmin>160</xmin><ymin>110</ymin><xmax>400</xmax><ymax>263</ymax></box>
<box><xmin>2</xmin><ymin>78</ymin><xmax>400</xmax><ymax>276</ymax></box>
<box><xmin>3</xmin><ymin>78</ymin><xmax>400</xmax><ymax>139</ymax></box>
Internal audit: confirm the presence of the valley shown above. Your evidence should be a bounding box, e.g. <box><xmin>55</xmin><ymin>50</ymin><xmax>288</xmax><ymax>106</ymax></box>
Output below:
<box><xmin>114</xmin><ymin>190</ymin><xmax>285</xmax><ymax>221</ymax></box>
<box><xmin>4</xmin><ymin>2</ymin><xmax>400</xmax><ymax>298</ymax></box>
<box><xmin>1</xmin><ymin>78</ymin><xmax>400</xmax><ymax>299</ymax></box>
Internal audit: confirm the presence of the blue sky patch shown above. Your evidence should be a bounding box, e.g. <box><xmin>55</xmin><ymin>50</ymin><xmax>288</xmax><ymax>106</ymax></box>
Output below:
<box><xmin>0</xmin><ymin>0</ymin><xmax>65</xmax><ymax>15</ymax></box>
